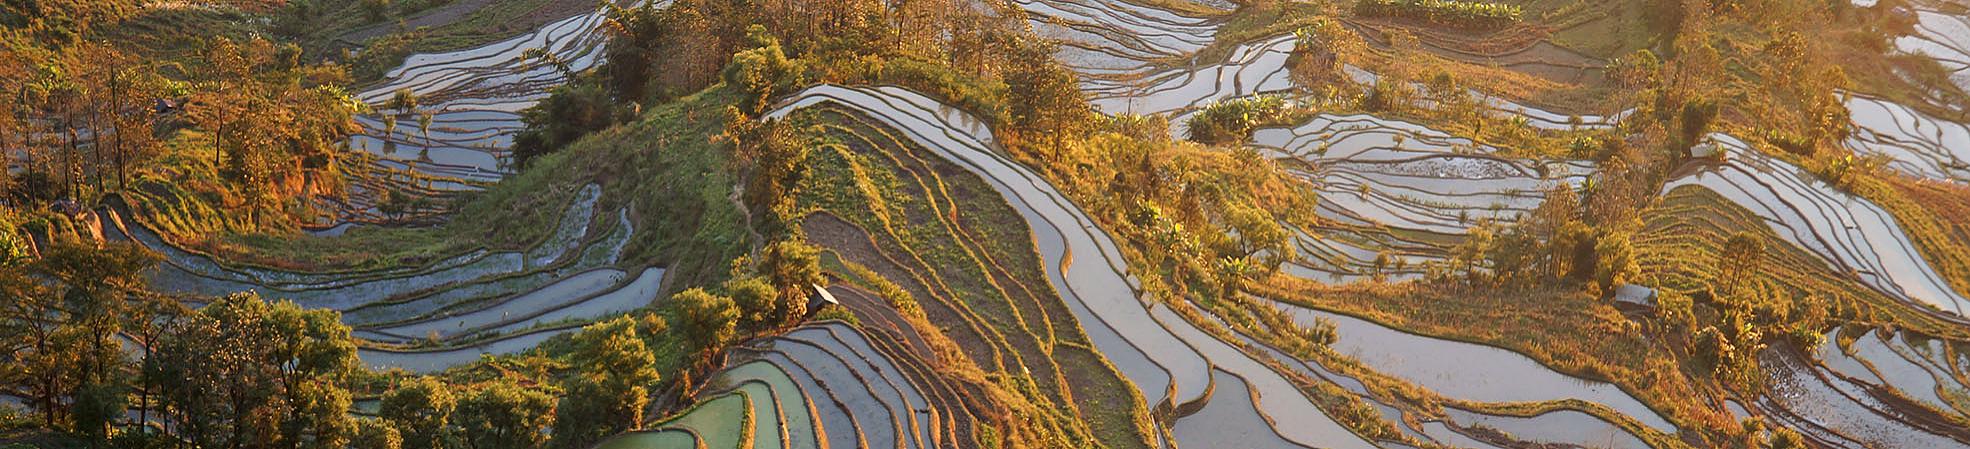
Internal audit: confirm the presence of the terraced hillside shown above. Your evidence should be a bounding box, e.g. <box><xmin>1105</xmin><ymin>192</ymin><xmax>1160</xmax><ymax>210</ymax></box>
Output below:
<box><xmin>15</xmin><ymin>0</ymin><xmax>1970</xmax><ymax>448</ymax></box>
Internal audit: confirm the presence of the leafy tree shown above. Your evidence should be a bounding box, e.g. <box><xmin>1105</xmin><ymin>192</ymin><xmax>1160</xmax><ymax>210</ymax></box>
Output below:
<box><xmin>725</xmin><ymin>276</ymin><xmax>778</xmax><ymax>331</ymax></box>
<box><xmin>1766</xmin><ymin>427</ymin><xmax>1807</xmax><ymax>449</ymax></box>
<box><xmin>1717</xmin><ymin>232</ymin><xmax>1764</xmax><ymax>295</ymax></box>
<box><xmin>151</xmin><ymin>293</ymin><xmax>360</xmax><ymax>449</ymax></box>
<box><xmin>723</xmin><ymin>111</ymin><xmax>810</xmax><ymax>228</ymax></box>
<box><xmin>1679</xmin><ymin>96</ymin><xmax>1719</xmax><ymax>148</ymax></box>
<box><xmin>1186</xmin><ymin>95</ymin><xmax>1290</xmax><ymax>146</ymax></box>
<box><xmin>380</xmin><ymin>376</ymin><xmax>456</xmax><ymax>449</ymax></box>
<box><xmin>1608</xmin><ymin>49</ymin><xmax>1662</xmax><ymax>88</ymax></box>
<box><xmin>552</xmin><ymin>317</ymin><xmax>660</xmax><ymax>449</ymax></box>
<box><xmin>417</xmin><ymin>109</ymin><xmax>436</xmax><ymax>151</ymax></box>
<box><xmin>723</xmin><ymin>25</ymin><xmax>806</xmax><ymax>114</ymax></box>
<box><xmin>288</xmin><ymin>381</ymin><xmax>355</xmax><ymax>449</ymax></box>
<box><xmin>757</xmin><ymin>239</ymin><xmax>824</xmax><ymax>323</ymax></box>
<box><xmin>456</xmin><ymin>381</ymin><xmax>555</xmax><ymax>449</ymax></box>
<box><xmin>1691</xmin><ymin>325</ymin><xmax>1732</xmax><ymax>375</ymax></box>
<box><xmin>1003</xmin><ymin>38</ymin><xmax>1091</xmax><ymax>146</ymax></box>
<box><xmin>390</xmin><ymin>88</ymin><xmax>420</xmax><ymax>116</ymax></box>
<box><xmin>1592</xmin><ymin>231</ymin><xmax>1639</xmax><ymax>291</ymax></box>
<box><xmin>69</xmin><ymin>381</ymin><xmax>127</xmax><ymax>443</ymax></box>
<box><xmin>1287</xmin><ymin>20</ymin><xmax>1358</xmax><ymax>89</ymax></box>
<box><xmin>513</xmin><ymin>81</ymin><xmax>621</xmax><ymax>168</ymax></box>
<box><xmin>351</xmin><ymin>417</ymin><xmax>404</xmax><ymax>449</ymax></box>
<box><xmin>183</xmin><ymin>36</ymin><xmax>363</xmax><ymax>214</ymax></box>
<box><xmin>671</xmin><ymin>288</ymin><xmax>738</xmax><ymax>354</ymax></box>
<box><xmin>0</xmin><ymin>0</ymin><xmax>144</xmax><ymax>44</ymax></box>
<box><xmin>0</xmin><ymin>242</ymin><xmax>154</xmax><ymax>433</ymax></box>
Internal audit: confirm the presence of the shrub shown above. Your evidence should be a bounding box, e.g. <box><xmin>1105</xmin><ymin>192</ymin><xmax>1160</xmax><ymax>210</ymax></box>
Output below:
<box><xmin>512</xmin><ymin>81</ymin><xmax>623</xmax><ymax>168</ymax></box>
<box><xmin>1354</xmin><ymin>0</ymin><xmax>1524</xmax><ymax>29</ymax></box>
<box><xmin>1592</xmin><ymin>231</ymin><xmax>1638</xmax><ymax>291</ymax></box>
<box><xmin>723</xmin><ymin>25</ymin><xmax>805</xmax><ymax>114</ymax></box>
<box><xmin>361</xmin><ymin>0</ymin><xmax>391</xmax><ymax>22</ymax></box>
<box><xmin>1287</xmin><ymin>19</ymin><xmax>1359</xmax><ymax>89</ymax></box>
<box><xmin>1186</xmin><ymin>95</ymin><xmax>1290</xmax><ymax>146</ymax></box>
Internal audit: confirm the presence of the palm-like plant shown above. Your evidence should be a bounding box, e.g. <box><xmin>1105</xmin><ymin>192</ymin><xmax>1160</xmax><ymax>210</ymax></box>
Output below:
<box><xmin>416</xmin><ymin>109</ymin><xmax>434</xmax><ymax>161</ymax></box>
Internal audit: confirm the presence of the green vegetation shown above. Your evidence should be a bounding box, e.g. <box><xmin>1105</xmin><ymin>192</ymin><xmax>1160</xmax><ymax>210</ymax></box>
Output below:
<box><xmin>1354</xmin><ymin>0</ymin><xmax>1525</xmax><ymax>29</ymax></box>
<box><xmin>787</xmin><ymin>106</ymin><xmax>1158</xmax><ymax>446</ymax></box>
<box><xmin>275</xmin><ymin>0</ymin><xmax>573</xmax><ymax>80</ymax></box>
<box><xmin>12</xmin><ymin>0</ymin><xmax>1970</xmax><ymax>448</ymax></box>
<box><xmin>1186</xmin><ymin>95</ymin><xmax>1294</xmax><ymax>146</ymax></box>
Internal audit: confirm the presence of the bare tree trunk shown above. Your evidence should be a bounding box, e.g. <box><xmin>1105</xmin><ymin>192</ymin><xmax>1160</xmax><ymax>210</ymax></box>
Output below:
<box><xmin>111</xmin><ymin>69</ymin><xmax>125</xmax><ymax>191</ymax></box>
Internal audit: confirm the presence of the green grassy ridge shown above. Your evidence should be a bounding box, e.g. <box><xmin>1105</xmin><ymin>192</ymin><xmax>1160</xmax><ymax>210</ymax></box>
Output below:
<box><xmin>787</xmin><ymin>106</ymin><xmax>1157</xmax><ymax>448</ymax></box>
<box><xmin>1641</xmin><ymin>186</ymin><xmax>1970</xmax><ymax>341</ymax></box>
<box><xmin>127</xmin><ymin>85</ymin><xmax>747</xmax><ymax>305</ymax></box>
<box><xmin>284</xmin><ymin>0</ymin><xmax>571</xmax><ymax>82</ymax></box>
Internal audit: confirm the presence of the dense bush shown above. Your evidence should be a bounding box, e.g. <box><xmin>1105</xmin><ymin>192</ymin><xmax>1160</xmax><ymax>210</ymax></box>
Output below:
<box><xmin>1354</xmin><ymin>0</ymin><xmax>1523</xmax><ymax>29</ymax></box>
<box><xmin>1186</xmin><ymin>95</ymin><xmax>1291</xmax><ymax>146</ymax></box>
<box><xmin>512</xmin><ymin>81</ymin><xmax>625</xmax><ymax>168</ymax></box>
<box><xmin>724</xmin><ymin>26</ymin><xmax>807</xmax><ymax>114</ymax></box>
<box><xmin>1286</xmin><ymin>20</ymin><xmax>1357</xmax><ymax>89</ymax></box>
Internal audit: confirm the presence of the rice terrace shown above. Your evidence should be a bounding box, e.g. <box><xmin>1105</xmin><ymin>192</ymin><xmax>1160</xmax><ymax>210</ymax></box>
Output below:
<box><xmin>8</xmin><ymin>0</ymin><xmax>1970</xmax><ymax>448</ymax></box>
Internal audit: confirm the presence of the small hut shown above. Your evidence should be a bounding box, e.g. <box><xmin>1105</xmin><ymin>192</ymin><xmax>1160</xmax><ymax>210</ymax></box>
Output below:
<box><xmin>1612</xmin><ymin>284</ymin><xmax>1657</xmax><ymax>310</ymax></box>
<box><xmin>805</xmin><ymin>284</ymin><xmax>840</xmax><ymax>318</ymax></box>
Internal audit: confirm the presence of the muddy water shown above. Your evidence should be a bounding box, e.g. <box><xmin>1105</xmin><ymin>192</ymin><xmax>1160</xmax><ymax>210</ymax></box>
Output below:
<box><xmin>1172</xmin><ymin>370</ymin><xmax>1307</xmax><ymax>449</ymax></box>
<box><xmin>1442</xmin><ymin>408</ymin><xmax>1649</xmax><ymax>449</ymax></box>
<box><xmin>1760</xmin><ymin>346</ymin><xmax>1970</xmax><ymax>449</ymax></box>
<box><xmin>1819</xmin><ymin>328</ymin><xmax>1970</xmax><ymax>419</ymax></box>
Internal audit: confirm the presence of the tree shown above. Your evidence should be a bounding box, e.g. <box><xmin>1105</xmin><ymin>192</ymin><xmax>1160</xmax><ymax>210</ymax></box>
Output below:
<box><xmin>456</xmin><ymin>381</ymin><xmax>555</xmax><ymax>449</ymax></box>
<box><xmin>1186</xmin><ymin>95</ymin><xmax>1289</xmax><ymax>146</ymax></box>
<box><xmin>0</xmin><ymin>242</ymin><xmax>156</xmax><ymax>433</ymax></box>
<box><xmin>513</xmin><ymin>81</ymin><xmax>620</xmax><ymax>168</ymax></box>
<box><xmin>1691</xmin><ymin>325</ymin><xmax>1733</xmax><ymax>376</ymax></box>
<box><xmin>1593</xmin><ymin>231</ymin><xmax>1638</xmax><ymax>291</ymax></box>
<box><xmin>1003</xmin><ymin>38</ymin><xmax>1091</xmax><ymax>146</ymax></box>
<box><xmin>1766</xmin><ymin>427</ymin><xmax>1807</xmax><ymax>449</ymax></box>
<box><xmin>417</xmin><ymin>109</ymin><xmax>435</xmax><ymax>154</ymax></box>
<box><xmin>288</xmin><ymin>380</ymin><xmax>355</xmax><ymax>449</ymax></box>
<box><xmin>1717</xmin><ymin>232</ymin><xmax>1764</xmax><ymax>295</ymax></box>
<box><xmin>380</xmin><ymin>376</ymin><xmax>456</xmax><ymax>449</ymax></box>
<box><xmin>1287</xmin><ymin>20</ymin><xmax>1356</xmax><ymax>90</ymax></box>
<box><xmin>722</xmin><ymin>25</ymin><xmax>805</xmax><ymax>115</ymax></box>
<box><xmin>151</xmin><ymin>293</ymin><xmax>360</xmax><ymax>449</ymax></box>
<box><xmin>362</xmin><ymin>0</ymin><xmax>392</xmax><ymax>22</ymax></box>
<box><xmin>671</xmin><ymin>288</ymin><xmax>738</xmax><ymax>354</ymax></box>
<box><xmin>723</xmin><ymin>110</ymin><xmax>810</xmax><ymax>230</ymax></box>
<box><xmin>757</xmin><ymin>239</ymin><xmax>824</xmax><ymax>323</ymax></box>
<box><xmin>553</xmin><ymin>317</ymin><xmax>661</xmax><ymax>449</ymax></box>
<box><xmin>725</xmin><ymin>276</ymin><xmax>778</xmax><ymax>331</ymax></box>
<box><xmin>351</xmin><ymin>417</ymin><xmax>404</xmax><ymax>449</ymax></box>
<box><xmin>390</xmin><ymin>88</ymin><xmax>419</xmax><ymax>116</ymax></box>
